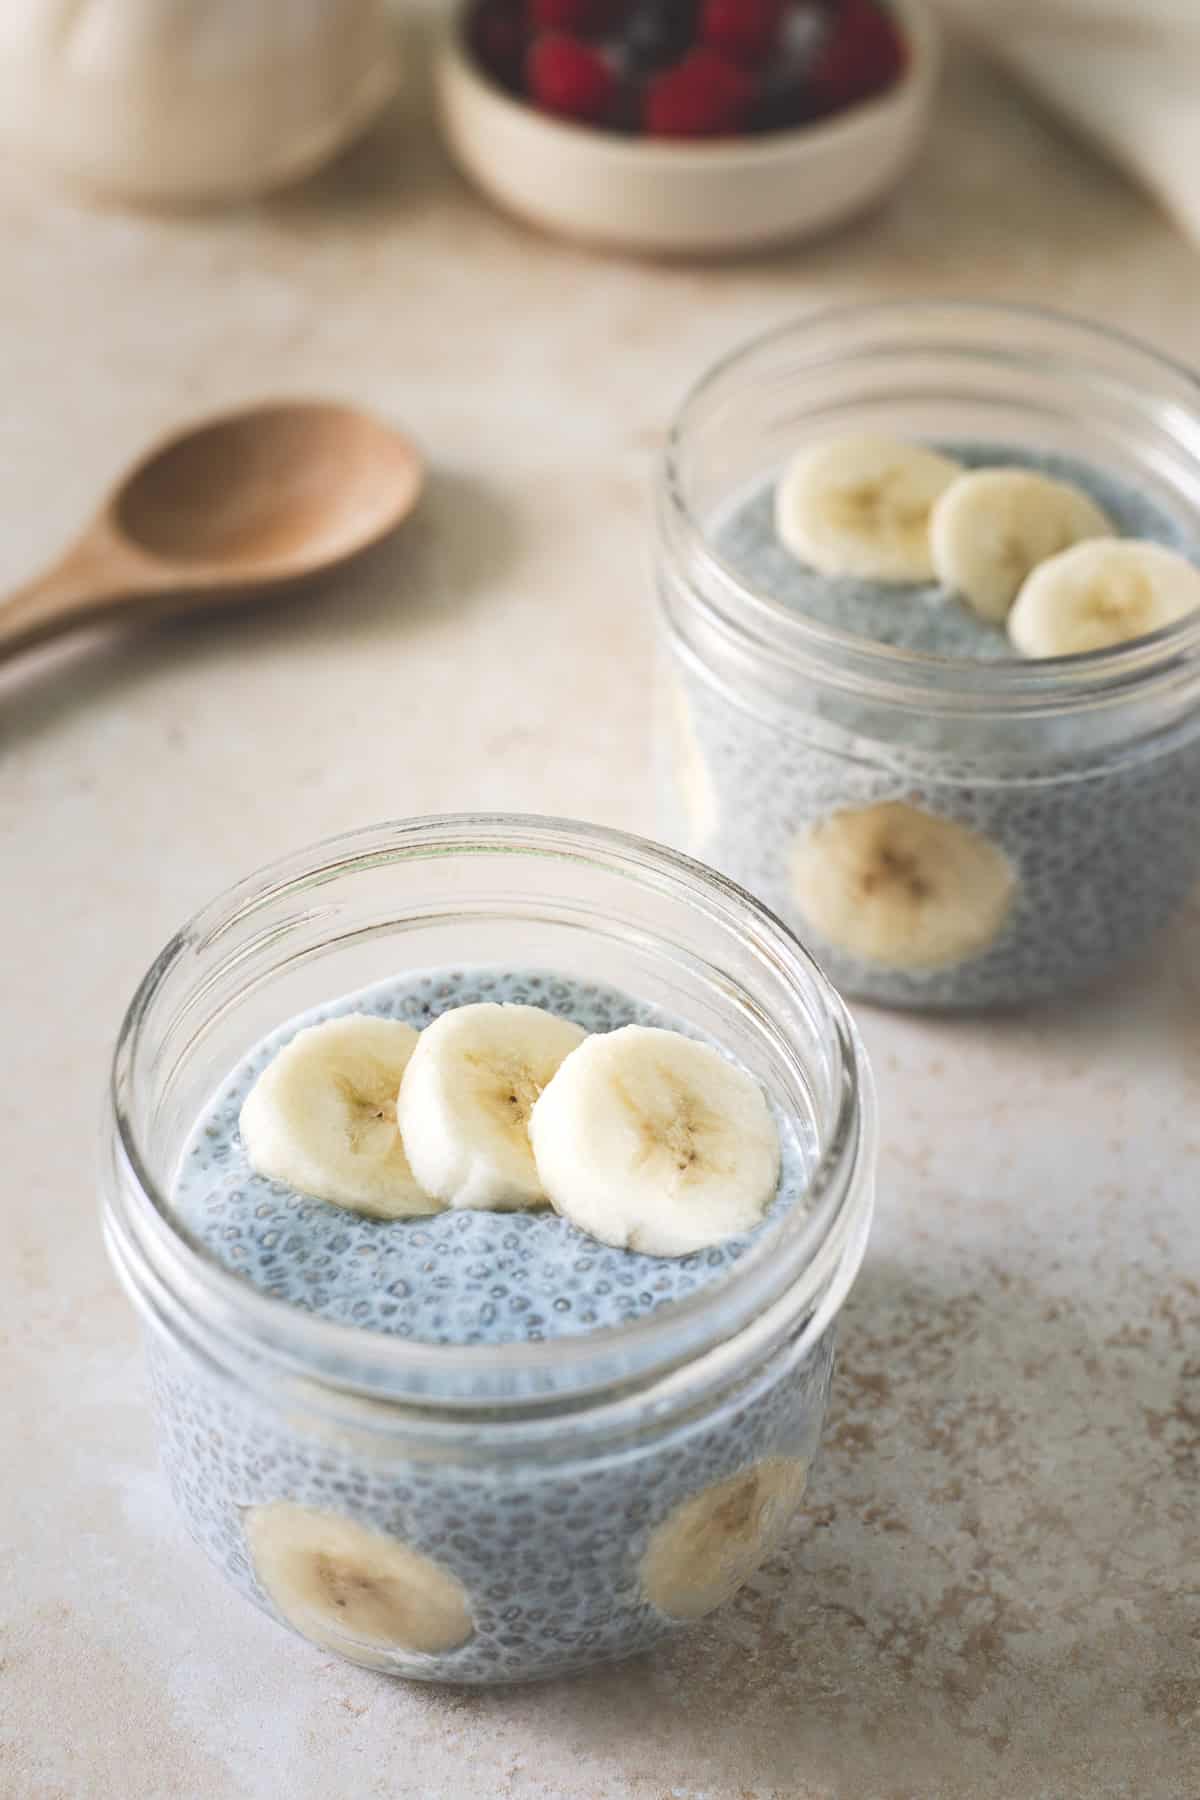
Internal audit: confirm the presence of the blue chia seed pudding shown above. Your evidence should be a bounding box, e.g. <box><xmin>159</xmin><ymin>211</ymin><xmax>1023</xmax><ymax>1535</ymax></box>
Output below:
<box><xmin>719</xmin><ymin>445</ymin><xmax>1195</xmax><ymax>657</ymax></box>
<box><xmin>153</xmin><ymin>966</ymin><xmax>833</xmax><ymax>1684</ymax></box>
<box><xmin>661</xmin><ymin>443</ymin><xmax>1200</xmax><ymax>1010</ymax></box>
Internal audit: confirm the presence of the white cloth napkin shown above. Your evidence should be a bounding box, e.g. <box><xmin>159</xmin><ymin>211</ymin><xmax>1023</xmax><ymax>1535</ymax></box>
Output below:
<box><xmin>936</xmin><ymin>0</ymin><xmax>1200</xmax><ymax>237</ymax></box>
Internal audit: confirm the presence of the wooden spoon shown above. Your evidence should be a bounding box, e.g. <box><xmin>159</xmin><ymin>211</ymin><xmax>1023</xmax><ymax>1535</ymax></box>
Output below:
<box><xmin>0</xmin><ymin>400</ymin><xmax>424</xmax><ymax>662</ymax></box>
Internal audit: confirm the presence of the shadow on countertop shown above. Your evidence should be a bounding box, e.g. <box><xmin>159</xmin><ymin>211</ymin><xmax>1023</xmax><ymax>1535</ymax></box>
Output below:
<box><xmin>421</xmin><ymin>1237</ymin><xmax>1199</xmax><ymax>1799</ymax></box>
<box><xmin>0</xmin><ymin>467</ymin><xmax>518</xmax><ymax>755</ymax></box>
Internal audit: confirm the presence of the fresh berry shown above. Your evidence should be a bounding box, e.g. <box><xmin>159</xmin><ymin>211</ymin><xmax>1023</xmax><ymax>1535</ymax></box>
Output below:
<box><xmin>624</xmin><ymin>0</ymin><xmax>698</xmax><ymax>70</ymax></box>
<box><xmin>528</xmin><ymin>0</ymin><xmax>627</xmax><ymax>32</ymax></box>
<box><xmin>527</xmin><ymin>32</ymin><xmax>619</xmax><ymax>123</ymax></box>
<box><xmin>808</xmin><ymin>0</ymin><xmax>906</xmax><ymax>114</ymax></box>
<box><xmin>699</xmin><ymin>0</ymin><xmax>782</xmax><ymax>66</ymax></box>
<box><xmin>644</xmin><ymin>46</ymin><xmax>754</xmax><ymax>137</ymax></box>
<box><xmin>469</xmin><ymin>0</ymin><xmax>527</xmax><ymax>91</ymax></box>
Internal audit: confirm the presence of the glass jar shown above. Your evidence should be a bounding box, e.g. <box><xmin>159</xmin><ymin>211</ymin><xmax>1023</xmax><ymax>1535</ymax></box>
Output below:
<box><xmin>102</xmin><ymin>814</ymin><xmax>875</xmax><ymax>1684</ymax></box>
<box><xmin>656</xmin><ymin>301</ymin><xmax>1200</xmax><ymax>1010</ymax></box>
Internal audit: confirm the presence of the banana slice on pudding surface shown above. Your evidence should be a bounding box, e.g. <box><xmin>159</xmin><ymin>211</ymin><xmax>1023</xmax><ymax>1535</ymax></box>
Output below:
<box><xmin>776</xmin><ymin>436</ymin><xmax>962</xmax><ymax>583</ymax></box>
<box><xmin>239</xmin><ymin>1015</ymin><xmax>434</xmax><ymax>1219</ymax></box>
<box><xmin>529</xmin><ymin>1024</ymin><xmax>780</xmax><ymax>1258</ymax></box>
<box><xmin>1008</xmin><ymin>538</ymin><xmax>1200</xmax><ymax>657</ymax></box>
<box><xmin>930</xmin><ymin>466</ymin><xmax>1111</xmax><ymax>623</ymax></box>
<box><xmin>398</xmin><ymin>1002</ymin><xmax>587</xmax><ymax>1211</ymax></box>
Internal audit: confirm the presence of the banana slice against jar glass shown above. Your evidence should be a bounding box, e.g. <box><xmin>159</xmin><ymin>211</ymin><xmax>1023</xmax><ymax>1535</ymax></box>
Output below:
<box><xmin>668</xmin><ymin>678</ymin><xmax>719</xmax><ymax>855</ymax></box>
<box><xmin>790</xmin><ymin>801</ymin><xmax>1017</xmax><ymax>971</ymax></box>
<box><xmin>641</xmin><ymin>1458</ymin><xmax>809</xmax><ymax>1620</ymax></box>
<box><xmin>244</xmin><ymin>1503</ymin><xmax>473</xmax><ymax>1662</ymax></box>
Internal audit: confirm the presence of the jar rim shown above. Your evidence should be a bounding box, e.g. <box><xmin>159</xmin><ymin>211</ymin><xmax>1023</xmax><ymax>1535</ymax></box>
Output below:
<box><xmin>661</xmin><ymin>298</ymin><xmax>1200</xmax><ymax>720</ymax></box>
<box><xmin>104</xmin><ymin>814</ymin><xmax>876</xmax><ymax>1418</ymax></box>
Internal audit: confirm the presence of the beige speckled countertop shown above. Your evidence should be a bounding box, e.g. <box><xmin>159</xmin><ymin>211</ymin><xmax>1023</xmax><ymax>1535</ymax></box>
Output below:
<box><xmin>3</xmin><ymin>14</ymin><xmax>1198</xmax><ymax>1799</ymax></box>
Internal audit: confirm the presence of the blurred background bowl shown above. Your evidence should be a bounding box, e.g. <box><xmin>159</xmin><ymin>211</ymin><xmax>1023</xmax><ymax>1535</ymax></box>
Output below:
<box><xmin>435</xmin><ymin>0</ymin><xmax>939</xmax><ymax>257</ymax></box>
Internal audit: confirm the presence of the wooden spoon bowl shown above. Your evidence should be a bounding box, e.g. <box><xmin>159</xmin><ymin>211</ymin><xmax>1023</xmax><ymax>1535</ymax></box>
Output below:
<box><xmin>0</xmin><ymin>400</ymin><xmax>424</xmax><ymax>661</ymax></box>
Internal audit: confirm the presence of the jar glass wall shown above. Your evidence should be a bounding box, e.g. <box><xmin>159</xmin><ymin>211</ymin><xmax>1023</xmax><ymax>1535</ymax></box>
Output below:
<box><xmin>656</xmin><ymin>302</ymin><xmax>1200</xmax><ymax>1009</ymax></box>
<box><xmin>102</xmin><ymin>815</ymin><xmax>876</xmax><ymax>1683</ymax></box>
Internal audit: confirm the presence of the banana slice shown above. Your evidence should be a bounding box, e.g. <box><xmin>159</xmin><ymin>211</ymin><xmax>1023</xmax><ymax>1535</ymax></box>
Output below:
<box><xmin>775</xmin><ymin>436</ymin><xmax>962</xmax><ymax>583</ymax></box>
<box><xmin>239</xmin><ymin>1016</ymin><xmax>437</xmax><ymax>1219</ymax></box>
<box><xmin>244</xmin><ymin>1502</ymin><xmax>473</xmax><ymax>1659</ymax></box>
<box><xmin>641</xmin><ymin>1458</ymin><xmax>808</xmax><ymax>1621</ymax></box>
<box><xmin>1008</xmin><ymin>538</ymin><xmax>1200</xmax><ymax>657</ymax></box>
<box><xmin>930</xmin><ymin>467</ymin><xmax>1112</xmax><ymax>623</ymax></box>
<box><xmin>790</xmin><ymin>801</ymin><xmax>1016</xmax><ymax>971</ymax></box>
<box><xmin>397</xmin><ymin>1003</ymin><xmax>587</xmax><ymax>1210</ymax></box>
<box><xmin>528</xmin><ymin>1025</ymin><xmax>780</xmax><ymax>1258</ymax></box>
<box><xmin>668</xmin><ymin>678</ymin><xmax>718</xmax><ymax>854</ymax></box>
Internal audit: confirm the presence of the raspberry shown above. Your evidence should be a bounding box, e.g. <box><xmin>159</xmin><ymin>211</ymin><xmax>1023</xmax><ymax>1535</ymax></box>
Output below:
<box><xmin>528</xmin><ymin>0</ymin><xmax>626</xmax><ymax>31</ymax></box>
<box><xmin>809</xmin><ymin>0</ymin><xmax>907</xmax><ymax>114</ymax></box>
<box><xmin>469</xmin><ymin>0</ymin><xmax>527</xmax><ymax>91</ymax></box>
<box><xmin>527</xmin><ymin>32</ymin><xmax>618</xmax><ymax>123</ymax></box>
<box><xmin>644</xmin><ymin>46</ymin><xmax>754</xmax><ymax>136</ymax></box>
<box><xmin>699</xmin><ymin>0</ymin><xmax>782</xmax><ymax>66</ymax></box>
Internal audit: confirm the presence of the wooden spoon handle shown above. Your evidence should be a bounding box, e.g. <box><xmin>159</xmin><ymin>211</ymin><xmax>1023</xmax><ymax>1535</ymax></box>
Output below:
<box><xmin>0</xmin><ymin>536</ymin><xmax>160</xmax><ymax>663</ymax></box>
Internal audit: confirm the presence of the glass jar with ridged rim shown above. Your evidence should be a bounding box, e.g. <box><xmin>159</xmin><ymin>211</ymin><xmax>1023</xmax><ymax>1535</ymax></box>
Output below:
<box><xmin>101</xmin><ymin>814</ymin><xmax>876</xmax><ymax>1685</ymax></box>
<box><xmin>656</xmin><ymin>301</ymin><xmax>1200</xmax><ymax>1010</ymax></box>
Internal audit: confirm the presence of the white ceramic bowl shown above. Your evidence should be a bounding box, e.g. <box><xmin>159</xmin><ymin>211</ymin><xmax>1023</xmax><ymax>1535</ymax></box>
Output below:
<box><xmin>435</xmin><ymin>0</ymin><xmax>938</xmax><ymax>256</ymax></box>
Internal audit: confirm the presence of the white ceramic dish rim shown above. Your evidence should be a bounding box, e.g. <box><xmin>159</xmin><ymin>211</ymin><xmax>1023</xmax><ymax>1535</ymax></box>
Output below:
<box><xmin>439</xmin><ymin>0</ymin><xmax>937</xmax><ymax>170</ymax></box>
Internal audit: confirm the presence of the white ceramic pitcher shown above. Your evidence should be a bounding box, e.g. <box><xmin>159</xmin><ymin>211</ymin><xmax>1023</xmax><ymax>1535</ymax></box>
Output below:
<box><xmin>0</xmin><ymin>0</ymin><xmax>399</xmax><ymax>205</ymax></box>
